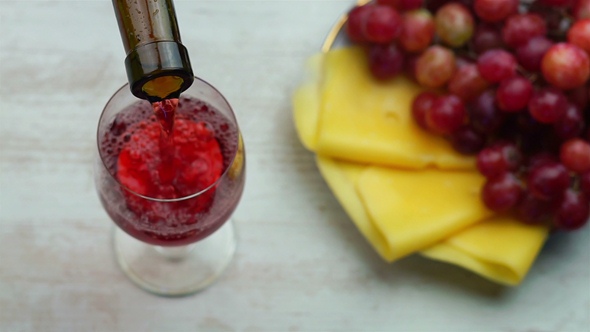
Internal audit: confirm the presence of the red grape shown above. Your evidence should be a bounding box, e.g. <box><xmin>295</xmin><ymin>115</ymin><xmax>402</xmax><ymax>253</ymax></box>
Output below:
<box><xmin>368</xmin><ymin>43</ymin><xmax>405</xmax><ymax>80</ymax></box>
<box><xmin>426</xmin><ymin>94</ymin><xmax>466</xmax><ymax>134</ymax></box>
<box><xmin>425</xmin><ymin>0</ymin><xmax>476</xmax><ymax>13</ymax></box>
<box><xmin>454</xmin><ymin>55</ymin><xmax>473</xmax><ymax>69</ymax></box>
<box><xmin>496</xmin><ymin>75</ymin><xmax>533</xmax><ymax>112</ymax></box>
<box><xmin>377</xmin><ymin>0</ymin><xmax>424</xmax><ymax>11</ymax></box>
<box><xmin>528</xmin><ymin>2</ymin><xmax>568</xmax><ymax>35</ymax></box>
<box><xmin>415</xmin><ymin>45</ymin><xmax>456</xmax><ymax>88</ymax></box>
<box><xmin>473</xmin><ymin>0</ymin><xmax>518</xmax><ymax>23</ymax></box>
<box><xmin>527</xmin><ymin>161</ymin><xmax>570</xmax><ymax>200</ymax></box>
<box><xmin>363</xmin><ymin>5</ymin><xmax>403</xmax><ymax>44</ymax></box>
<box><xmin>526</xmin><ymin>152</ymin><xmax>560</xmax><ymax>174</ymax></box>
<box><xmin>502</xmin><ymin>13</ymin><xmax>547</xmax><ymax>49</ymax></box>
<box><xmin>376</xmin><ymin>0</ymin><xmax>400</xmax><ymax>7</ymax></box>
<box><xmin>518</xmin><ymin>192</ymin><xmax>555</xmax><ymax>224</ymax></box>
<box><xmin>434</xmin><ymin>2</ymin><xmax>475</xmax><ymax>47</ymax></box>
<box><xmin>538</xmin><ymin>0</ymin><xmax>574</xmax><ymax>6</ymax></box>
<box><xmin>541</xmin><ymin>43</ymin><xmax>590</xmax><ymax>90</ymax></box>
<box><xmin>567</xmin><ymin>19</ymin><xmax>590</xmax><ymax>54</ymax></box>
<box><xmin>481</xmin><ymin>172</ymin><xmax>524</xmax><ymax>211</ymax></box>
<box><xmin>468</xmin><ymin>89</ymin><xmax>505</xmax><ymax>134</ymax></box>
<box><xmin>404</xmin><ymin>53</ymin><xmax>420</xmax><ymax>81</ymax></box>
<box><xmin>573</xmin><ymin>0</ymin><xmax>590</xmax><ymax>20</ymax></box>
<box><xmin>476</xmin><ymin>141</ymin><xmax>523</xmax><ymax>179</ymax></box>
<box><xmin>399</xmin><ymin>9</ymin><xmax>435</xmax><ymax>53</ymax></box>
<box><xmin>515</xmin><ymin>36</ymin><xmax>554</xmax><ymax>72</ymax></box>
<box><xmin>471</xmin><ymin>23</ymin><xmax>505</xmax><ymax>54</ymax></box>
<box><xmin>553</xmin><ymin>104</ymin><xmax>584</xmax><ymax>140</ymax></box>
<box><xmin>399</xmin><ymin>0</ymin><xmax>424</xmax><ymax>11</ymax></box>
<box><xmin>560</xmin><ymin>138</ymin><xmax>590</xmax><ymax>173</ymax></box>
<box><xmin>528</xmin><ymin>87</ymin><xmax>568</xmax><ymax>124</ymax></box>
<box><xmin>412</xmin><ymin>91</ymin><xmax>438</xmax><ymax>129</ymax></box>
<box><xmin>448</xmin><ymin>63</ymin><xmax>489</xmax><ymax>102</ymax></box>
<box><xmin>450</xmin><ymin>125</ymin><xmax>486</xmax><ymax>154</ymax></box>
<box><xmin>568</xmin><ymin>85</ymin><xmax>589</xmax><ymax>110</ymax></box>
<box><xmin>554</xmin><ymin>189</ymin><xmax>590</xmax><ymax>231</ymax></box>
<box><xmin>477</xmin><ymin>49</ymin><xmax>517</xmax><ymax>83</ymax></box>
<box><xmin>346</xmin><ymin>5</ymin><xmax>373</xmax><ymax>43</ymax></box>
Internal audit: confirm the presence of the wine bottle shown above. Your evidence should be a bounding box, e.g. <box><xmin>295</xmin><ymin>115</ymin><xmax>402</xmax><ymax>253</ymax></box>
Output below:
<box><xmin>112</xmin><ymin>0</ymin><xmax>194</xmax><ymax>102</ymax></box>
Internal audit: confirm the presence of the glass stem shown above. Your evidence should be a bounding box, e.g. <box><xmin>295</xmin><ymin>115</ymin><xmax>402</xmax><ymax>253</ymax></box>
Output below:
<box><xmin>154</xmin><ymin>244</ymin><xmax>196</xmax><ymax>261</ymax></box>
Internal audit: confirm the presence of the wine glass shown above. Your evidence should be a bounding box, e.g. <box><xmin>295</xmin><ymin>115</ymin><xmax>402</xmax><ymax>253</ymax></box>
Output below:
<box><xmin>94</xmin><ymin>77</ymin><xmax>245</xmax><ymax>296</ymax></box>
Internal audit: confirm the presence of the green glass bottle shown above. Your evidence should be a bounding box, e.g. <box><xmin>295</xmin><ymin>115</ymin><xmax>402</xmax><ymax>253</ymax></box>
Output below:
<box><xmin>112</xmin><ymin>0</ymin><xmax>194</xmax><ymax>102</ymax></box>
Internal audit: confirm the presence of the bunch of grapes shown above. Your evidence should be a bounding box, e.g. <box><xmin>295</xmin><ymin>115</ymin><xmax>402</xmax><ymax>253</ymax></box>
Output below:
<box><xmin>345</xmin><ymin>0</ymin><xmax>590</xmax><ymax>231</ymax></box>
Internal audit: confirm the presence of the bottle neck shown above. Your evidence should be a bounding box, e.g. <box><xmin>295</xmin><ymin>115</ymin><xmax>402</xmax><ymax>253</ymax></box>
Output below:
<box><xmin>113</xmin><ymin>0</ymin><xmax>193</xmax><ymax>101</ymax></box>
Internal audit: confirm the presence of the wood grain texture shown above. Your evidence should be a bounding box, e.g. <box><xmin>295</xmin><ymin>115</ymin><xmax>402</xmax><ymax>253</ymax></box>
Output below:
<box><xmin>1</xmin><ymin>1</ymin><xmax>589</xmax><ymax>331</ymax></box>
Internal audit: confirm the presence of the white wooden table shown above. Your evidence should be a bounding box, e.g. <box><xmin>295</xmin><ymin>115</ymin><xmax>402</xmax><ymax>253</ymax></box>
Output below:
<box><xmin>1</xmin><ymin>1</ymin><xmax>589</xmax><ymax>331</ymax></box>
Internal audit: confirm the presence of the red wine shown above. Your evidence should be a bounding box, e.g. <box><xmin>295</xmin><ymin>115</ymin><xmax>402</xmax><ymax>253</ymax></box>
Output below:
<box><xmin>97</xmin><ymin>96</ymin><xmax>245</xmax><ymax>246</ymax></box>
<box><xmin>152</xmin><ymin>98</ymin><xmax>177</xmax><ymax>137</ymax></box>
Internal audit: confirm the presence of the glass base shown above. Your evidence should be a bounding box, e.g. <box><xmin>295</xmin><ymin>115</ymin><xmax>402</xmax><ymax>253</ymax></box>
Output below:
<box><xmin>112</xmin><ymin>220</ymin><xmax>237</xmax><ymax>297</ymax></box>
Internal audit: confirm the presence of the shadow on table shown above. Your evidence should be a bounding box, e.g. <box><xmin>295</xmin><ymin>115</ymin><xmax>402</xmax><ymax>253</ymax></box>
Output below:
<box><xmin>351</xmin><ymin>223</ymin><xmax>587</xmax><ymax>301</ymax></box>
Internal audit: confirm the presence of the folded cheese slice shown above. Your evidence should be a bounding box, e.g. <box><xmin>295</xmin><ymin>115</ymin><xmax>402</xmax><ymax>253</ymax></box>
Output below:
<box><xmin>317</xmin><ymin>156</ymin><xmax>491</xmax><ymax>261</ymax></box>
<box><xmin>357</xmin><ymin>165</ymin><xmax>492</xmax><ymax>260</ymax></box>
<box><xmin>422</xmin><ymin>218</ymin><xmax>549</xmax><ymax>286</ymax></box>
<box><xmin>293</xmin><ymin>47</ymin><xmax>475</xmax><ymax>170</ymax></box>
<box><xmin>316</xmin><ymin>155</ymin><xmax>549</xmax><ymax>285</ymax></box>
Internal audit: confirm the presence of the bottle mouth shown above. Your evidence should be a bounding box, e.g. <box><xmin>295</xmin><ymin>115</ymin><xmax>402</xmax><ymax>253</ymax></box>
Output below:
<box><xmin>124</xmin><ymin>41</ymin><xmax>194</xmax><ymax>101</ymax></box>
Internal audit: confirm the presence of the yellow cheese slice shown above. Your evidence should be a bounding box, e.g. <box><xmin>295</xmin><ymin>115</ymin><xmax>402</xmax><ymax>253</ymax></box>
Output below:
<box><xmin>317</xmin><ymin>155</ymin><xmax>493</xmax><ymax>261</ymax></box>
<box><xmin>315</xmin><ymin>47</ymin><xmax>475</xmax><ymax>170</ymax></box>
<box><xmin>422</xmin><ymin>217</ymin><xmax>549</xmax><ymax>286</ymax></box>
<box><xmin>317</xmin><ymin>155</ymin><xmax>549</xmax><ymax>285</ymax></box>
<box><xmin>293</xmin><ymin>53</ymin><xmax>324</xmax><ymax>150</ymax></box>
<box><xmin>356</xmin><ymin>166</ymin><xmax>493</xmax><ymax>260</ymax></box>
